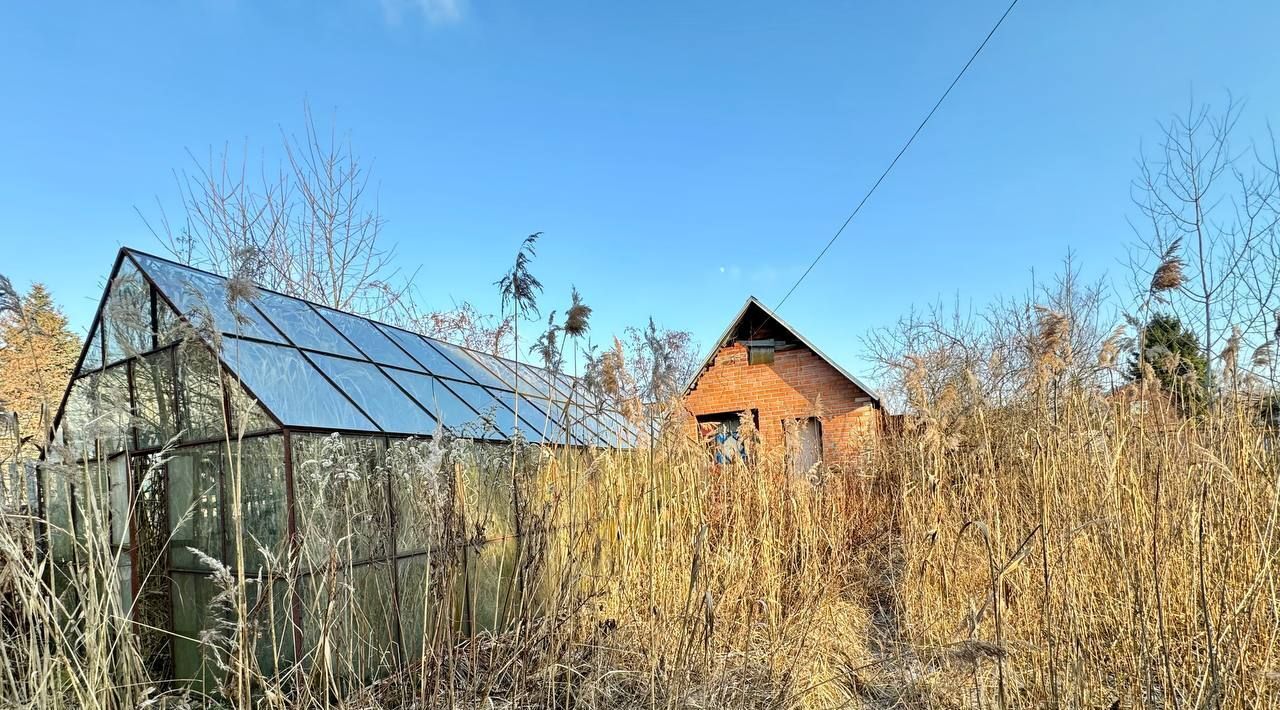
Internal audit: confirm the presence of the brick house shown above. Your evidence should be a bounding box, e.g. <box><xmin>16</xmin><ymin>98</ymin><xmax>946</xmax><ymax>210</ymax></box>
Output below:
<box><xmin>682</xmin><ymin>297</ymin><xmax>881</xmax><ymax>470</ymax></box>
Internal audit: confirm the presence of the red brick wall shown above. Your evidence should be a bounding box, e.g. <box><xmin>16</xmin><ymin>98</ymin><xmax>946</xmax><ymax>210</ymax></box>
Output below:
<box><xmin>683</xmin><ymin>342</ymin><xmax>879</xmax><ymax>464</ymax></box>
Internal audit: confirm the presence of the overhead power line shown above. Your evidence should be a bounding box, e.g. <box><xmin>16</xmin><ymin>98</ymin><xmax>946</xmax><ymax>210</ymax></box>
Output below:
<box><xmin>773</xmin><ymin>0</ymin><xmax>1022</xmax><ymax>312</ymax></box>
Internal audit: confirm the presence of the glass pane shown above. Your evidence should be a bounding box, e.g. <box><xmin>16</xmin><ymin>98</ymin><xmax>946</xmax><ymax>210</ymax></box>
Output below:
<box><xmin>517</xmin><ymin>362</ymin><xmax>566</xmax><ymax>398</ymax></box>
<box><xmin>489</xmin><ymin>390</ymin><xmax>568</xmax><ymax>444</ymax></box>
<box><xmin>224</xmin><ymin>435</ymin><xmax>288</xmax><ymax>573</ymax></box>
<box><xmin>468</xmin><ymin>540</ymin><xmax>520</xmax><ymax>631</ymax></box>
<box><xmin>226</xmin><ymin>374</ymin><xmax>275</xmax><ymax>437</ymax></box>
<box><xmin>134</xmin><ymin>350</ymin><xmax>177</xmax><ymax>449</ymax></box>
<box><xmin>397</xmin><ymin>556</ymin><xmax>443</xmax><ymax>658</ymax></box>
<box><xmin>375</xmin><ymin>325</ymin><xmax>471</xmax><ymax>381</ymax></box>
<box><xmin>131</xmin><ymin>252</ymin><xmax>284</xmax><ymax>343</ymax></box>
<box><xmin>585</xmin><ymin>413</ymin><xmax>619</xmax><ymax>446</ymax></box>
<box><xmin>108</xmin><ymin>455</ymin><xmax>130</xmax><ymax>547</ymax></box>
<box><xmin>171</xmin><ymin>572</ymin><xmax>222</xmax><ymax>692</ymax></box>
<box><xmin>573</xmin><ymin>413</ymin><xmax>610</xmax><ymax>447</ymax></box>
<box><xmin>156</xmin><ymin>296</ymin><xmax>185</xmax><ymax>347</ymax></box>
<box><xmin>508</xmin><ymin>393</ymin><xmax>561</xmax><ymax>443</ymax></box>
<box><xmin>601</xmin><ymin>408</ymin><xmax>628</xmax><ymax>430</ymax></box>
<box><xmin>595</xmin><ymin>420</ymin><xmax>623</xmax><ymax>448</ymax></box>
<box><xmin>79</xmin><ymin>322</ymin><xmax>103</xmax><ymax>374</ymax></box>
<box><xmin>176</xmin><ymin>343</ymin><xmax>224</xmax><ymax>441</ymax></box>
<box><xmin>440</xmin><ymin>381</ymin><xmax>518</xmax><ymax>439</ymax></box>
<box><xmin>102</xmin><ymin>366</ymin><xmax>132</xmax><ymax>455</ymax></box>
<box><xmin>251</xmin><ymin>579</ymin><xmax>296</xmax><ymax>675</ymax></box>
<box><xmin>175</xmin><ymin>343</ymin><xmax>272</xmax><ymax>441</ymax></box>
<box><xmin>553</xmin><ymin>371</ymin><xmax>585</xmax><ymax>402</ymax></box>
<box><xmin>521</xmin><ymin>367</ymin><xmax>560</xmax><ymax>398</ymax></box>
<box><xmin>301</xmin><ymin>563</ymin><xmax>397</xmax><ymax>683</ymax></box>
<box><xmin>569</xmin><ymin>383</ymin><xmax>609</xmax><ymax>414</ymax></box>
<box><xmin>218</xmin><ymin>338</ymin><xmax>377</xmax><ymax>432</ymax></box>
<box><xmin>463</xmin><ymin>349</ymin><xmax>519</xmax><ymax>389</ymax></box>
<box><xmin>543</xmin><ymin>398</ymin><xmax>602</xmax><ymax>446</ymax></box>
<box><xmin>251</xmin><ymin>291</ymin><xmax>362</xmax><ymax>358</ymax></box>
<box><xmin>116</xmin><ymin>558</ymin><xmax>133</xmax><ymax>626</ymax></box>
<box><xmin>46</xmin><ymin>561</ymin><xmax>79</xmax><ymax>616</ymax></box>
<box><xmin>314</xmin><ymin>307</ymin><xmax>421</xmax><ymax>370</ymax></box>
<box><xmin>292</xmin><ymin>434</ymin><xmax>389</xmax><ymax>565</ymax></box>
<box><xmin>168</xmin><ymin>444</ymin><xmax>223</xmax><ymax>570</ymax></box>
<box><xmin>387</xmin><ymin>438</ymin><xmax>451</xmax><ymax>554</ymax></box>
<box><xmin>621</xmin><ymin>416</ymin><xmax>645</xmax><ymax>448</ymax></box>
<box><xmin>351</xmin><ymin>563</ymin><xmax>398</xmax><ymax>676</ymax></box>
<box><xmin>308</xmin><ymin>354</ymin><xmax>437</xmax><ymax>435</ymax></box>
<box><xmin>385</xmin><ymin>370</ymin><xmax>487</xmax><ymax>435</ymax></box>
<box><xmin>90</xmin><ymin>366</ymin><xmax>132</xmax><ymax>457</ymax></box>
<box><xmin>456</xmin><ymin>460</ymin><xmax>518</xmax><ymax>631</ymax></box>
<box><xmin>104</xmin><ymin>259</ymin><xmax>154</xmax><ymax>363</ymax></box>
<box><xmin>534</xmin><ymin>395</ymin><xmax>564</xmax><ymax>427</ymax></box>
<box><xmin>567</xmin><ymin>401</ymin><xmax>607</xmax><ymax>445</ymax></box>
<box><xmin>550</xmin><ymin>375</ymin><xmax>579</xmax><ymax>401</ymax></box>
<box><xmin>597</xmin><ymin>408</ymin><xmax>635</xmax><ymax>446</ymax></box>
<box><xmin>488</xmin><ymin>356</ymin><xmax>552</xmax><ymax>397</ymax></box>
<box><xmin>428</xmin><ymin>339</ymin><xmax>507</xmax><ymax>389</ymax></box>
<box><xmin>70</xmin><ymin>458</ymin><xmax>109</xmax><ymax>549</ymax></box>
<box><xmin>596</xmin><ymin>413</ymin><xmax>628</xmax><ymax>447</ymax></box>
<box><xmin>62</xmin><ymin>377</ymin><xmax>98</xmax><ymax>461</ymax></box>
<box><xmin>42</xmin><ymin>463</ymin><xmax>76</xmax><ymax>560</ymax></box>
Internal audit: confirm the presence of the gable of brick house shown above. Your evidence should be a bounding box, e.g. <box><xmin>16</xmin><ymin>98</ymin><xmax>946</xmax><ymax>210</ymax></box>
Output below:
<box><xmin>682</xmin><ymin>297</ymin><xmax>881</xmax><ymax>467</ymax></box>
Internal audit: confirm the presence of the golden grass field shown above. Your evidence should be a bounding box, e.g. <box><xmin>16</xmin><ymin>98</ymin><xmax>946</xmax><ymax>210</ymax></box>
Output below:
<box><xmin>4</xmin><ymin>380</ymin><xmax>1279</xmax><ymax>709</ymax></box>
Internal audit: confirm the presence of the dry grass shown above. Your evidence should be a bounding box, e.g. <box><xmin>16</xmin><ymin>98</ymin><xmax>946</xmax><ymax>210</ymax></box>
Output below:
<box><xmin>889</xmin><ymin>387</ymin><xmax>1280</xmax><ymax>708</ymax></box>
<box><xmin>3</xmin><ymin>384</ymin><xmax>1280</xmax><ymax>708</ymax></box>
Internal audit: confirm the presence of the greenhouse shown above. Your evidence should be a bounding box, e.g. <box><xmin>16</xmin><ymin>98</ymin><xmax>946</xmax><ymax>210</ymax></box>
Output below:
<box><xmin>40</xmin><ymin>247</ymin><xmax>640</xmax><ymax>688</ymax></box>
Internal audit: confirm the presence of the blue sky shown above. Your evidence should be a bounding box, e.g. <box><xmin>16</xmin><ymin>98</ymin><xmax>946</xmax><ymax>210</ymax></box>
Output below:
<box><xmin>3</xmin><ymin>1</ymin><xmax>1280</xmax><ymax>384</ymax></box>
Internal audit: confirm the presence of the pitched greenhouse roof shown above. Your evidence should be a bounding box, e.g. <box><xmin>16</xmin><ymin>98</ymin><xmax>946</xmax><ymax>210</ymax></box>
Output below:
<box><xmin>72</xmin><ymin>247</ymin><xmax>638</xmax><ymax>447</ymax></box>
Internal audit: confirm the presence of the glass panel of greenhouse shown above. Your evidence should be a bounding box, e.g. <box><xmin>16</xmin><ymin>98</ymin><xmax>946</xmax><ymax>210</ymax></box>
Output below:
<box><xmin>385</xmin><ymin>368</ymin><xmax>487</xmax><ymax>434</ymax></box>
<box><xmin>41</xmin><ymin>247</ymin><xmax>642</xmax><ymax>693</ymax></box>
<box><xmin>219</xmin><ymin>337</ymin><xmax>378</xmax><ymax>432</ymax></box>
<box><xmin>250</xmin><ymin>290</ymin><xmax>364</xmax><ymax>358</ymax></box>
<box><xmin>130</xmin><ymin>253</ymin><xmax>286</xmax><ymax>343</ymax></box>
<box><xmin>460</xmin><ymin>346</ymin><xmax>520</xmax><ymax>389</ymax></box>
<box><xmin>428</xmin><ymin>339</ymin><xmax>508</xmax><ymax>389</ymax></box>
<box><xmin>78</xmin><ymin>322</ymin><xmax>104</xmax><ymax>374</ymax></box>
<box><xmin>308</xmin><ymin>353</ymin><xmax>439</xmax><ymax>435</ymax></box>
<box><xmin>374</xmin><ymin>323</ymin><xmax>474</xmax><ymax>382</ymax></box>
<box><xmin>315</xmin><ymin>305</ymin><xmax>422</xmax><ymax>370</ymax></box>
<box><xmin>486</xmin><ymin>355</ymin><xmax>554</xmax><ymax>397</ymax></box>
<box><xmin>435</xmin><ymin>379</ymin><xmax>522</xmax><ymax>439</ymax></box>
<box><xmin>103</xmin><ymin>258</ymin><xmax>154</xmax><ymax>364</ymax></box>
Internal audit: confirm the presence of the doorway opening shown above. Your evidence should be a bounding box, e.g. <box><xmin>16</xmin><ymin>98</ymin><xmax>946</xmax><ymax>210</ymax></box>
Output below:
<box><xmin>784</xmin><ymin>417</ymin><xmax>823</xmax><ymax>475</ymax></box>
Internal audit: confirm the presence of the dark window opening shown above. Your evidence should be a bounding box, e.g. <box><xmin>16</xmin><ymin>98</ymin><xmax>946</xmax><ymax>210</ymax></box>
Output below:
<box><xmin>744</xmin><ymin>339</ymin><xmax>776</xmax><ymax>365</ymax></box>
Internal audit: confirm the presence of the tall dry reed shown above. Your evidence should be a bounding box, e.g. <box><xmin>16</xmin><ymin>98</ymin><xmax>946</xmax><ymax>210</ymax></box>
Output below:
<box><xmin>8</xmin><ymin>384</ymin><xmax>1280</xmax><ymax>708</ymax></box>
<box><xmin>889</xmin><ymin>384</ymin><xmax>1280</xmax><ymax>708</ymax></box>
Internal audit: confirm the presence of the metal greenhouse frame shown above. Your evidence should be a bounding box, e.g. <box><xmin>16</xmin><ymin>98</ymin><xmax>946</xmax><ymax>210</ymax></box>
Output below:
<box><xmin>40</xmin><ymin>247</ymin><xmax>638</xmax><ymax>685</ymax></box>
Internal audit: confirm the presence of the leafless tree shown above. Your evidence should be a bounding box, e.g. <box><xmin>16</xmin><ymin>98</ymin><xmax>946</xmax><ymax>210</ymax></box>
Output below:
<box><xmin>863</xmin><ymin>254</ymin><xmax>1113</xmax><ymax>413</ymax></box>
<box><xmin>406</xmin><ymin>301</ymin><xmax>514</xmax><ymax>355</ymax></box>
<box><xmin>141</xmin><ymin>104</ymin><xmax>413</xmax><ymax>319</ymax></box>
<box><xmin>1128</xmin><ymin>97</ymin><xmax>1280</xmax><ymax>389</ymax></box>
<box><xmin>582</xmin><ymin>318</ymin><xmax>698</xmax><ymax>420</ymax></box>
